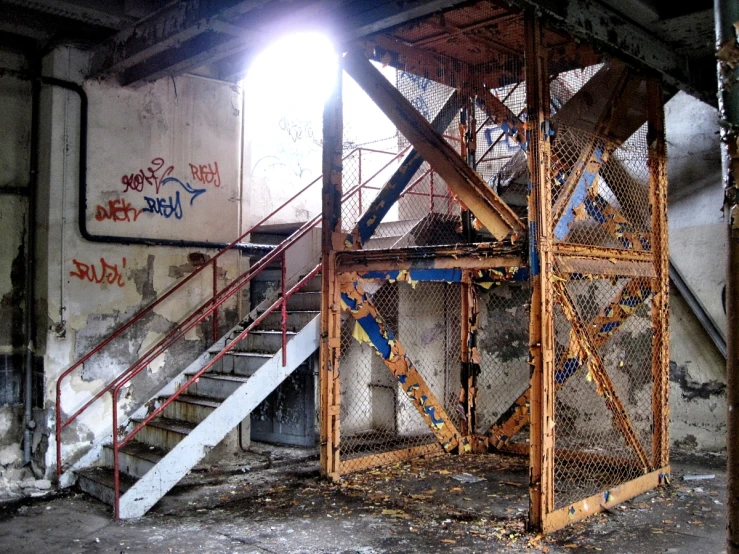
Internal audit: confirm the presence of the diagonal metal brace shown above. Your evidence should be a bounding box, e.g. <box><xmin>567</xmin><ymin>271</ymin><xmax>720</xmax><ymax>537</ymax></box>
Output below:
<box><xmin>343</xmin><ymin>48</ymin><xmax>525</xmax><ymax>242</ymax></box>
<box><xmin>487</xmin><ymin>277</ymin><xmax>652</xmax><ymax>449</ymax></box>
<box><xmin>553</xmin><ymin>279</ymin><xmax>652</xmax><ymax>471</ymax></box>
<box><xmin>338</xmin><ymin>272</ymin><xmax>462</xmax><ymax>452</ymax></box>
<box><xmin>351</xmin><ymin>90</ymin><xmax>461</xmax><ymax>247</ymax></box>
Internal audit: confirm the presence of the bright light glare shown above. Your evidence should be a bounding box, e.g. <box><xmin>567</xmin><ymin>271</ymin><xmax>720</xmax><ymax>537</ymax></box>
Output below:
<box><xmin>245</xmin><ymin>32</ymin><xmax>337</xmax><ymax>114</ymax></box>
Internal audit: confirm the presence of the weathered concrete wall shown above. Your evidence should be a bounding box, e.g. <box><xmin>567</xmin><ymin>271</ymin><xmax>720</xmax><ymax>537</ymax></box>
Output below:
<box><xmin>669</xmin><ymin>284</ymin><xmax>726</xmax><ymax>450</ymax></box>
<box><xmin>666</xmin><ymin>91</ymin><xmax>726</xmax><ymax>337</ymax></box>
<box><xmin>23</xmin><ymin>45</ymin><xmax>246</xmax><ymax>482</ymax></box>
<box><xmin>0</xmin><ymin>47</ymin><xmax>35</xmax><ymax>495</ymax></box>
<box><xmin>664</xmin><ymin>92</ymin><xmax>727</xmax><ymax>451</ymax></box>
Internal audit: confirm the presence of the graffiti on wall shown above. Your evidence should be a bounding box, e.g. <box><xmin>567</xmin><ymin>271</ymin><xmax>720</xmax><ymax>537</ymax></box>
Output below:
<box><xmin>95</xmin><ymin>157</ymin><xmax>220</xmax><ymax>223</ymax></box>
<box><xmin>69</xmin><ymin>257</ymin><xmax>127</xmax><ymax>287</ymax></box>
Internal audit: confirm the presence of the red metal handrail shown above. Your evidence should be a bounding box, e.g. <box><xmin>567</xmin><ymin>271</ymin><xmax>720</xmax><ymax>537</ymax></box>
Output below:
<box><xmin>105</xmin><ymin>147</ymin><xmax>410</xmax><ymax>517</ymax></box>
<box><xmin>111</xmin><ymin>264</ymin><xmax>322</xmax><ymax>518</ymax></box>
<box><xmin>55</xmin><ymin>145</ymin><xmax>402</xmax><ymax>476</ymax></box>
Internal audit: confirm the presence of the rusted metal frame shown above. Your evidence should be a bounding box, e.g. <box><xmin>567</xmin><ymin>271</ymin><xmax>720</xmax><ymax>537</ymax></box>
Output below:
<box><xmin>320</xmin><ymin>61</ymin><xmax>343</xmax><ymax>481</ymax></box>
<box><xmin>343</xmin><ymin>48</ymin><xmax>524</xmax><ymax>242</ymax></box>
<box><xmin>365</xmin><ymin>34</ymin><xmax>524</xmax><ymax>98</ymax></box>
<box><xmin>355</xmin><ymin>265</ymin><xmax>528</xmax><ymax>284</ymax></box>
<box><xmin>337</xmin><ymin>242</ymin><xmax>522</xmax><ymax>270</ymax></box>
<box><xmin>487</xmin><ymin>277</ymin><xmax>653</xmax><ymax>449</ymax></box>
<box><xmin>338</xmin><ymin>272</ymin><xmax>462</xmax><ymax>452</ymax></box>
<box><xmin>581</xmin><ymin>189</ymin><xmax>652</xmax><ymax>251</ymax></box>
<box><xmin>524</xmin><ymin>13</ymin><xmax>554</xmax><ymax>530</ymax></box>
<box><xmin>553</xmin><ymin>279</ymin><xmax>652</xmax><ymax>471</ymax></box>
<box><xmin>349</xmin><ymin>92</ymin><xmax>461</xmax><ymax>248</ymax></box>
<box><xmin>553</xmin><ymin>243</ymin><xmax>653</xmax><ymax>262</ymax></box>
<box><xmin>409</xmin><ymin>11</ymin><xmax>521</xmax><ymax>49</ymax></box>
<box><xmin>647</xmin><ymin>78</ymin><xmax>670</xmax><ymax>469</ymax></box>
<box><xmin>345</xmin><ymin>257</ymin><xmax>525</xmax><ymax>275</ymax></box>
<box><xmin>459</xmin><ymin>278</ymin><xmax>480</xmax><ymax>442</ymax></box>
<box><xmin>341</xmin><ymin>443</ymin><xmax>444</xmax><ymax>474</ymax></box>
<box><xmin>542</xmin><ymin>466</ymin><xmax>670</xmax><ymax>533</ymax></box>
<box><xmin>554</xmin><ymin>255</ymin><xmax>656</xmax><ymax>279</ymax></box>
<box><xmin>551</xmin><ymin>68</ymin><xmax>636</xmax><ymax>241</ymax></box>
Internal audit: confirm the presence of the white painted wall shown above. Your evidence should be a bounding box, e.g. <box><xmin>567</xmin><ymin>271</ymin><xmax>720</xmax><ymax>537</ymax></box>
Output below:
<box><xmin>34</xmin><ymin>46</ymin><xmax>245</xmax><ymax>478</ymax></box>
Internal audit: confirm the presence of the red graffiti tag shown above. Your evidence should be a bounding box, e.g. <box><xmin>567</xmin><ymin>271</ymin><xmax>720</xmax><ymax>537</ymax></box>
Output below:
<box><xmin>95</xmin><ymin>198</ymin><xmax>142</xmax><ymax>222</ymax></box>
<box><xmin>189</xmin><ymin>161</ymin><xmax>221</xmax><ymax>187</ymax></box>
<box><xmin>70</xmin><ymin>258</ymin><xmax>127</xmax><ymax>287</ymax></box>
<box><xmin>121</xmin><ymin>158</ymin><xmax>174</xmax><ymax>195</ymax></box>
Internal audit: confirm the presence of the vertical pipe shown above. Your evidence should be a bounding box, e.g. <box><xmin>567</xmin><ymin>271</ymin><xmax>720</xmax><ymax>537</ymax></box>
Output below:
<box><xmin>281</xmin><ymin>252</ymin><xmax>287</xmax><ymax>367</ymax></box>
<box><xmin>715</xmin><ymin>1</ymin><xmax>739</xmax><ymax>551</ymax></box>
<box><xmin>212</xmin><ymin>259</ymin><xmax>218</xmax><ymax>343</ymax></box>
<box><xmin>319</xmin><ymin>54</ymin><xmax>343</xmax><ymax>480</ymax></box>
<box><xmin>24</xmin><ymin>63</ymin><xmax>41</xmax><ymax>466</ymax></box>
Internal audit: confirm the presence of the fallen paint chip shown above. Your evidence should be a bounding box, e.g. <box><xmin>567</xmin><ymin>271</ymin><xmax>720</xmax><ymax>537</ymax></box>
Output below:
<box><xmin>451</xmin><ymin>473</ymin><xmax>486</xmax><ymax>484</ymax></box>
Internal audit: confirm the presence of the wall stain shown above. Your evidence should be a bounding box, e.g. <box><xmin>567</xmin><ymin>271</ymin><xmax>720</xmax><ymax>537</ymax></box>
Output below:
<box><xmin>670</xmin><ymin>361</ymin><xmax>726</xmax><ymax>401</ymax></box>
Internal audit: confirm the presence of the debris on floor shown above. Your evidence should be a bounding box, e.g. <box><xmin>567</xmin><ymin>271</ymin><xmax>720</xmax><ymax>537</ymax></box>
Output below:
<box><xmin>0</xmin><ymin>449</ymin><xmax>727</xmax><ymax>553</ymax></box>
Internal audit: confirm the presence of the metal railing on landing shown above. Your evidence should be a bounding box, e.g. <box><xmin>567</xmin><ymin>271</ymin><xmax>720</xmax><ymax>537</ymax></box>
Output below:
<box><xmin>55</xmin><ymin>146</ymin><xmax>407</xmax><ymax>485</ymax></box>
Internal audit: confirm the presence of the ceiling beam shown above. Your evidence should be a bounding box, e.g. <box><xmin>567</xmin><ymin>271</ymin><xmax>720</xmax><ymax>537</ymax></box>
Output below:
<box><xmin>89</xmin><ymin>0</ymin><xmax>712</xmax><ymax>102</ymax></box>
<box><xmin>498</xmin><ymin>0</ymin><xmax>713</xmax><ymax>104</ymax></box>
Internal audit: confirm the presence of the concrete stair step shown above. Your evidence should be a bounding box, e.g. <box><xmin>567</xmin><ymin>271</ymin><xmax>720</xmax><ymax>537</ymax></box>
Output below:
<box><xmin>185</xmin><ymin>373</ymin><xmax>250</xmax><ymax>400</ymax></box>
<box><xmin>233</xmin><ymin>330</ymin><xmax>297</xmax><ymax>354</ymax></box>
<box><xmin>102</xmin><ymin>441</ymin><xmax>167</xmax><ymax>479</ymax></box>
<box><xmin>258</xmin><ymin>310</ymin><xmax>320</xmax><ymax>332</ymax></box>
<box><xmin>162</xmin><ymin>394</ymin><xmax>221</xmax><ymax>423</ymax></box>
<box><xmin>76</xmin><ymin>467</ymin><xmax>136</xmax><ymax>506</ymax></box>
<box><xmin>218</xmin><ymin>352</ymin><xmax>273</xmax><ymax>376</ymax></box>
<box><xmin>364</xmin><ymin>236</ymin><xmax>401</xmax><ymax>250</ymax></box>
<box><xmin>131</xmin><ymin>417</ymin><xmax>196</xmax><ymax>452</ymax></box>
<box><xmin>285</xmin><ymin>292</ymin><xmax>321</xmax><ymax>311</ymax></box>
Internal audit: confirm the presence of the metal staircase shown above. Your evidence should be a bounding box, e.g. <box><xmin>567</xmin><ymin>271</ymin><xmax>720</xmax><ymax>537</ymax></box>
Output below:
<box><xmin>54</xmin><ymin>147</ymin><xmax>408</xmax><ymax>519</ymax></box>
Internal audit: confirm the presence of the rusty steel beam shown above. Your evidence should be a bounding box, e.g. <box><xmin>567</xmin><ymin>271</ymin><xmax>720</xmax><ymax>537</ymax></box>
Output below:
<box><xmin>319</xmin><ymin>59</ymin><xmax>343</xmax><ymax>480</ymax></box>
<box><xmin>524</xmin><ymin>14</ymin><xmax>554</xmax><ymax>531</ymax></box>
<box><xmin>336</xmin><ymin>242</ymin><xmax>523</xmax><ymax>272</ymax></box>
<box><xmin>89</xmin><ymin>0</ymin><xmax>265</xmax><ymax>76</ymax></box>
<box><xmin>338</xmin><ymin>272</ymin><xmax>462</xmax><ymax>452</ymax></box>
<box><xmin>343</xmin><ymin>48</ymin><xmax>525</xmax><ymax>242</ymax></box>
<box><xmin>647</xmin><ymin>79</ymin><xmax>670</xmax><ymax>471</ymax></box>
<box><xmin>350</xmin><ymin>90</ymin><xmax>461</xmax><ymax>247</ymax></box>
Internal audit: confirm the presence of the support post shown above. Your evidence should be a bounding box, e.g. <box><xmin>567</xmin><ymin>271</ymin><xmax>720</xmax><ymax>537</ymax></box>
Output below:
<box><xmin>715</xmin><ymin>1</ymin><xmax>739</xmax><ymax>551</ymax></box>
<box><xmin>320</xmin><ymin>57</ymin><xmax>343</xmax><ymax>480</ymax></box>
<box><xmin>647</xmin><ymin>79</ymin><xmax>670</xmax><ymax>469</ymax></box>
<box><xmin>525</xmin><ymin>13</ymin><xmax>554</xmax><ymax>531</ymax></box>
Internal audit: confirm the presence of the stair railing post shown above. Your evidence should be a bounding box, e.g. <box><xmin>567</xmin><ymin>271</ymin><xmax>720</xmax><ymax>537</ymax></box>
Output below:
<box><xmin>281</xmin><ymin>252</ymin><xmax>287</xmax><ymax>367</ymax></box>
<box><xmin>111</xmin><ymin>388</ymin><xmax>120</xmax><ymax>520</ymax></box>
<box><xmin>212</xmin><ymin>259</ymin><xmax>218</xmax><ymax>343</ymax></box>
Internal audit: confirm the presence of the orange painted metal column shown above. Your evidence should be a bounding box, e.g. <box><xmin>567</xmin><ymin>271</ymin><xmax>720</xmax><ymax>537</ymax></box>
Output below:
<box><xmin>320</xmin><ymin>57</ymin><xmax>343</xmax><ymax>480</ymax></box>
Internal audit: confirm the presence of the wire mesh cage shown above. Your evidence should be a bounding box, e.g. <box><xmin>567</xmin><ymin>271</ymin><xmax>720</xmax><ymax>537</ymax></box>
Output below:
<box><xmin>338</xmin><ymin>280</ymin><xmax>463</xmax><ymax>471</ymax></box>
<box><xmin>322</xmin><ymin>0</ymin><xmax>668</xmax><ymax>535</ymax></box>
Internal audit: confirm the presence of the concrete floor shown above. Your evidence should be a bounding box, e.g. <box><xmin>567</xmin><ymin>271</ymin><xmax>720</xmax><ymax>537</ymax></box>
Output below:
<box><xmin>0</xmin><ymin>449</ymin><xmax>726</xmax><ymax>553</ymax></box>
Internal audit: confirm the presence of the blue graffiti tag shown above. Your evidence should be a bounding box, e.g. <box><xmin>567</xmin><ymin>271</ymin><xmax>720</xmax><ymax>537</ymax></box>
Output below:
<box><xmin>142</xmin><ymin>191</ymin><xmax>183</xmax><ymax>219</ymax></box>
<box><xmin>160</xmin><ymin>176</ymin><xmax>206</xmax><ymax>205</ymax></box>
